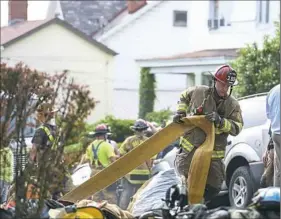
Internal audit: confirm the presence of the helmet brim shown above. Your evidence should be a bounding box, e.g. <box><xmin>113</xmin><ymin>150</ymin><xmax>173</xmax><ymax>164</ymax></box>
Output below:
<box><xmin>36</xmin><ymin>108</ymin><xmax>59</xmax><ymax>114</ymax></box>
<box><xmin>89</xmin><ymin>130</ymin><xmax>110</xmax><ymax>136</ymax></box>
<box><xmin>130</xmin><ymin>126</ymin><xmax>148</xmax><ymax>131</ymax></box>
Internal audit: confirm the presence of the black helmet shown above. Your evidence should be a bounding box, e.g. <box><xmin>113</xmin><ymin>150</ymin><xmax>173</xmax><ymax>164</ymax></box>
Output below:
<box><xmin>130</xmin><ymin>119</ymin><xmax>148</xmax><ymax>131</ymax></box>
<box><xmin>93</xmin><ymin>124</ymin><xmax>110</xmax><ymax>135</ymax></box>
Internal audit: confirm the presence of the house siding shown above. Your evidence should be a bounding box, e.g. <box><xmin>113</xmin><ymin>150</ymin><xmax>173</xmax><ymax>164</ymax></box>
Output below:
<box><xmin>2</xmin><ymin>22</ymin><xmax>114</xmax><ymax>123</ymax></box>
<box><xmin>96</xmin><ymin>0</ymin><xmax>279</xmax><ymax>119</ymax></box>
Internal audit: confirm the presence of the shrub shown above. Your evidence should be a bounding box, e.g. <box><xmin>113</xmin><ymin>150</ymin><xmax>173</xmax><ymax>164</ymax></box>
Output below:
<box><xmin>145</xmin><ymin>108</ymin><xmax>173</xmax><ymax>124</ymax></box>
<box><xmin>89</xmin><ymin>115</ymin><xmax>134</xmax><ymax>143</ymax></box>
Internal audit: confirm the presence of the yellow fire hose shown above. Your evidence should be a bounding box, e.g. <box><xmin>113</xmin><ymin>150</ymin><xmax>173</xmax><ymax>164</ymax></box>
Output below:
<box><xmin>61</xmin><ymin>116</ymin><xmax>214</xmax><ymax>204</ymax></box>
<box><xmin>187</xmin><ymin>116</ymin><xmax>215</xmax><ymax>204</ymax></box>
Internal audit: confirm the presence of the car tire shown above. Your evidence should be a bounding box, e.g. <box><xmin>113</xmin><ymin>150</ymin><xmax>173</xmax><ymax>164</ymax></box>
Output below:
<box><xmin>228</xmin><ymin>166</ymin><xmax>254</xmax><ymax>208</ymax></box>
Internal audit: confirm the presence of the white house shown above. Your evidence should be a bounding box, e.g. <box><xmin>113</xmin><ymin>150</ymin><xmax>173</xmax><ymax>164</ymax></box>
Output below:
<box><xmin>1</xmin><ymin>0</ymin><xmax>117</xmax><ymax>123</ymax></box>
<box><xmin>93</xmin><ymin>0</ymin><xmax>280</xmax><ymax>118</ymax></box>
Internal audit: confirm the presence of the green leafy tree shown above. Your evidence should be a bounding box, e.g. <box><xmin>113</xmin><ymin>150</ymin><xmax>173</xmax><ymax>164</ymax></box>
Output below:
<box><xmin>145</xmin><ymin>108</ymin><xmax>173</xmax><ymax>124</ymax></box>
<box><xmin>138</xmin><ymin>67</ymin><xmax>156</xmax><ymax>119</ymax></box>
<box><xmin>231</xmin><ymin>22</ymin><xmax>280</xmax><ymax>97</ymax></box>
<box><xmin>0</xmin><ymin>62</ymin><xmax>96</xmax><ymax>218</ymax></box>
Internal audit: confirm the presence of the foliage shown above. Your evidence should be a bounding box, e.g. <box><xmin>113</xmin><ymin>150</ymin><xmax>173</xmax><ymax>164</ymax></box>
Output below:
<box><xmin>63</xmin><ymin>136</ymin><xmax>93</xmax><ymax>167</ymax></box>
<box><xmin>231</xmin><ymin>22</ymin><xmax>280</xmax><ymax>97</ymax></box>
<box><xmin>0</xmin><ymin>62</ymin><xmax>96</xmax><ymax>218</ymax></box>
<box><xmin>138</xmin><ymin>67</ymin><xmax>156</xmax><ymax>119</ymax></box>
<box><xmin>89</xmin><ymin>115</ymin><xmax>134</xmax><ymax>143</ymax></box>
<box><xmin>145</xmin><ymin>108</ymin><xmax>173</xmax><ymax>124</ymax></box>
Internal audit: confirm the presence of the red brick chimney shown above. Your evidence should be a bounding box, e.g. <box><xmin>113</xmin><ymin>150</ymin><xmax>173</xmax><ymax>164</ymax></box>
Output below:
<box><xmin>8</xmin><ymin>0</ymin><xmax>28</xmax><ymax>25</ymax></box>
<box><xmin>127</xmin><ymin>0</ymin><xmax>147</xmax><ymax>14</ymax></box>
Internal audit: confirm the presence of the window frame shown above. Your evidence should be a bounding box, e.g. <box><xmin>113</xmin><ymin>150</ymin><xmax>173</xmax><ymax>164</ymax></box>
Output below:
<box><xmin>257</xmin><ymin>0</ymin><xmax>270</xmax><ymax>24</ymax></box>
<box><xmin>173</xmin><ymin>10</ymin><xmax>188</xmax><ymax>27</ymax></box>
<box><xmin>239</xmin><ymin>96</ymin><xmax>267</xmax><ymax>129</ymax></box>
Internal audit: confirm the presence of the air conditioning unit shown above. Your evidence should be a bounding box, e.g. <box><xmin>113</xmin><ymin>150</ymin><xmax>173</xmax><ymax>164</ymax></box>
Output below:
<box><xmin>208</xmin><ymin>19</ymin><xmax>212</xmax><ymax>28</ymax></box>
<box><xmin>220</xmin><ymin>18</ymin><xmax>225</xmax><ymax>26</ymax></box>
<box><xmin>213</xmin><ymin>19</ymin><xmax>219</xmax><ymax>29</ymax></box>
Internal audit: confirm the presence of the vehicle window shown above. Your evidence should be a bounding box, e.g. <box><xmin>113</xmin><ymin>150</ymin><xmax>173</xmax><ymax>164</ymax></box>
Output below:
<box><xmin>239</xmin><ymin>96</ymin><xmax>267</xmax><ymax>129</ymax></box>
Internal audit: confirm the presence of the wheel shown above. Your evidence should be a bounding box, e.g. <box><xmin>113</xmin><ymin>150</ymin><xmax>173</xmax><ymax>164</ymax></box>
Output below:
<box><xmin>228</xmin><ymin>166</ymin><xmax>255</xmax><ymax>208</ymax></box>
<box><xmin>118</xmin><ymin>179</ymin><xmax>135</xmax><ymax>210</ymax></box>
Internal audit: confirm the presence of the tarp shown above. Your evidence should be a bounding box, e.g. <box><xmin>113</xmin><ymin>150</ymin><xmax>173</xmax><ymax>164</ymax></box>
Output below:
<box><xmin>130</xmin><ymin>168</ymin><xmax>181</xmax><ymax>217</ymax></box>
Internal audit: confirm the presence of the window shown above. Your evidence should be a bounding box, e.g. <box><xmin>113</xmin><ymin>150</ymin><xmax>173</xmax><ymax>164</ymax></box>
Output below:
<box><xmin>239</xmin><ymin>96</ymin><xmax>267</xmax><ymax>129</ymax></box>
<box><xmin>202</xmin><ymin>73</ymin><xmax>213</xmax><ymax>86</ymax></box>
<box><xmin>173</xmin><ymin>11</ymin><xmax>187</xmax><ymax>27</ymax></box>
<box><xmin>186</xmin><ymin>74</ymin><xmax>195</xmax><ymax>87</ymax></box>
<box><xmin>257</xmin><ymin>0</ymin><xmax>270</xmax><ymax>23</ymax></box>
<box><xmin>208</xmin><ymin>0</ymin><xmax>230</xmax><ymax>30</ymax></box>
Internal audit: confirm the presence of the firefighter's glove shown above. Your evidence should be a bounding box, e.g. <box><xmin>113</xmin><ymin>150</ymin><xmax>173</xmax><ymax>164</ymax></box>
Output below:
<box><xmin>205</xmin><ymin>112</ymin><xmax>223</xmax><ymax>128</ymax></box>
<box><xmin>173</xmin><ymin>112</ymin><xmax>186</xmax><ymax>124</ymax></box>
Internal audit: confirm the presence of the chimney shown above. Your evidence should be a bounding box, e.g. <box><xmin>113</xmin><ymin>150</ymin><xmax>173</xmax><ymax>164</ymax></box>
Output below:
<box><xmin>8</xmin><ymin>0</ymin><xmax>28</xmax><ymax>25</ymax></box>
<box><xmin>127</xmin><ymin>0</ymin><xmax>147</xmax><ymax>14</ymax></box>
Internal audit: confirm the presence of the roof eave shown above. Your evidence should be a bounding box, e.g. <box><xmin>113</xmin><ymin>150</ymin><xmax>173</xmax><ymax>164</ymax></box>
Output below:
<box><xmin>136</xmin><ymin>55</ymin><xmax>238</xmax><ymax>68</ymax></box>
<box><xmin>1</xmin><ymin>19</ymin><xmax>53</xmax><ymax>48</ymax></box>
<box><xmin>54</xmin><ymin>18</ymin><xmax>118</xmax><ymax>56</ymax></box>
<box><xmin>1</xmin><ymin>17</ymin><xmax>118</xmax><ymax>56</ymax></box>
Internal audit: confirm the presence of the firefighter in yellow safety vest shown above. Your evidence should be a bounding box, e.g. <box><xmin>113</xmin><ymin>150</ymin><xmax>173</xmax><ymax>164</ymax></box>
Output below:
<box><xmin>82</xmin><ymin>124</ymin><xmax>117</xmax><ymax>169</ymax></box>
<box><xmin>118</xmin><ymin>119</ymin><xmax>157</xmax><ymax>209</ymax></box>
<box><xmin>29</xmin><ymin>102</ymin><xmax>67</xmax><ymax>200</ymax></box>
<box><xmin>173</xmin><ymin>65</ymin><xmax>244</xmax><ymax>203</ymax></box>
<box><xmin>80</xmin><ymin>124</ymin><xmax>117</xmax><ymax>203</ymax></box>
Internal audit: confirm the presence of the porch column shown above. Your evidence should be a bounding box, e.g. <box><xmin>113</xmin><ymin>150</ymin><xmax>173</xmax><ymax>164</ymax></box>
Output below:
<box><xmin>186</xmin><ymin>73</ymin><xmax>195</xmax><ymax>88</ymax></box>
<box><xmin>195</xmin><ymin>71</ymin><xmax>203</xmax><ymax>85</ymax></box>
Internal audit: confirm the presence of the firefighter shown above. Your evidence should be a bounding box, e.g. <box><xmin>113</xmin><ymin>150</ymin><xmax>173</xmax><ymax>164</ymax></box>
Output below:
<box><xmin>29</xmin><ymin>102</ymin><xmax>66</xmax><ymax>199</ymax></box>
<box><xmin>106</xmin><ymin>126</ymin><xmax>121</xmax><ymax>157</ymax></box>
<box><xmin>173</xmin><ymin>65</ymin><xmax>244</xmax><ymax>203</ymax></box>
<box><xmin>82</xmin><ymin>124</ymin><xmax>116</xmax><ymax>169</ymax></box>
<box><xmin>260</xmin><ymin>137</ymin><xmax>274</xmax><ymax>187</ymax></box>
<box><xmin>30</xmin><ymin>102</ymin><xmax>58</xmax><ymax>162</ymax></box>
<box><xmin>87</xmin><ymin>124</ymin><xmax>120</xmax><ymax>158</ymax></box>
<box><xmin>118</xmin><ymin>119</ymin><xmax>156</xmax><ymax>209</ymax></box>
<box><xmin>80</xmin><ymin>124</ymin><xmax>117</xmax><ymax>203</ymax></box>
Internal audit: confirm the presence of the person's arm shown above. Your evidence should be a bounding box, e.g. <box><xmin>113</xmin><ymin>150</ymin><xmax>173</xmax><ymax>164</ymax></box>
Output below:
<box><xmin>219</xmin><ymin>103</ymin><xmax>244</xmax><ymax>136</ymax></box>
<box><xmin>111</xmin><ymin>140</ymin><xmax>120</xmax><ymax>157</ymax></box>
<box><xmin>79</xmin><ymin>154</ymin><xmax>88</xmax><ymax>165</ymax></box>
<box><xmin>29</xmin><ymin>145</ymin><xmax>37</xmax><ymax>162</ymax></box>
<box><xmin>30</xmin><ymin>128</ymin><xmax>45</xmax><ymax>162</ymax></box>
<box><xmin>173</xmin><ymin>87</ymin><xmax>195</xmax><ymax>123</ymax></box>
<box><xmin>206</xmin><ymin>101</ymin><xmax>244</xmax><ymax>136</ymax></box>
<box><xmin>109</xmin><ymin>156</ymin><xmax>116</xmax><ymax>163</ymax></box>
<box><xmin>104</xmin><ymin>143</ymin><xmax>117</xmax><ymax>164</ymax></box>
<box><xmin>80</xmin><ymin>143</ymin><xmax>93</xmax><ymax>167</ymax></box>
<box><xmin>147</xmin><ymin>122</ymin><xmax>157</xmax><ymax>134</ymax></box>
<box><xmin>176</xmin><ymin>87</ymin><xmax>195</xmax><ymax>114</ymax></box>
<box><xmin>119</xmin><ymin>137</ymin><xmax>131</xmax><ymax>156</ymax></box>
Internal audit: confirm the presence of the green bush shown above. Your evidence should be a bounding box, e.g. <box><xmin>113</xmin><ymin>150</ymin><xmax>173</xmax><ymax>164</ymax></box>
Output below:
<box><xmin>89</xmin><ymin>115</ymin><xmax>134</xmax><ymax>143</ymax></box>
<box><xmin>145</xmin><ymin>108</ymin><xmax>173</xmax><ymax>124</ymax></box>
<box><xmin>231</xmin><ymin>22</ymin><xmax>280</xmax><ymax>97</ymax></box>
<box><xmin>139</xmin><ymin>67</ymin><xmax>156</xmax><ymax>119</ymax></box>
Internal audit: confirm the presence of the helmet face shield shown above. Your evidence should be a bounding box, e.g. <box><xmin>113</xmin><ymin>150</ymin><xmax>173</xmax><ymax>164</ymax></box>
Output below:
<box><xmin>226</xmin><ymin>70</ymin><xmax>238</xmax><ymax>86</ymax></box>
